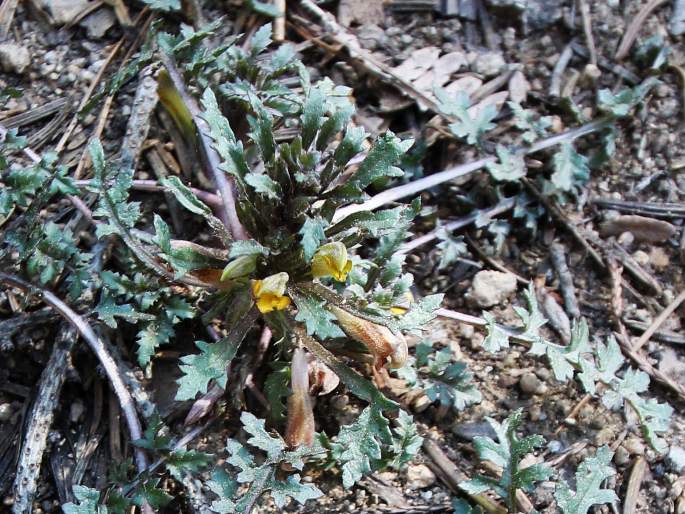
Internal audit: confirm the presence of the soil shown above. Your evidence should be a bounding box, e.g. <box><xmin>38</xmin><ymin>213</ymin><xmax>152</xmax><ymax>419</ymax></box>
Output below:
<box><xmin>1</xmin><ymin>0</ymin><xmax>685</xmax><ymax>513</ymax></box>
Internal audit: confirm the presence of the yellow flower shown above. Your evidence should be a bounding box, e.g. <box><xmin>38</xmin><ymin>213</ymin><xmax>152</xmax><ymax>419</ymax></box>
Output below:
<box><xmin>390</xmin><ymin>291</ymin><xmax>414</xmax><ymax>315</ymax></box>
<box><xmin>329</xmin><ymin>305</ymin><xmax>408</xmax><ymax>369</ymax></box>
<box><xmin>311</xmin><ymin>242</ymin><xmax>353</xmax><ymax>282</ymax></box>
<box><xmin>252</xmin><ymin>272</ymin><xmax>291</xmax><ymax>313</ymax></box>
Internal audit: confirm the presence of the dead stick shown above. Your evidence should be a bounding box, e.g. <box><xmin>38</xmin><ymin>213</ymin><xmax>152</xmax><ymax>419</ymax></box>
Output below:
<box><xmin>549</xmin><ymin>42</ymin><xmax>574</xmax><ymax>98</ymax></box>
<box><xmin>632</xmin><ymin>289</ymin><xmax>685</xmax><ymax>352</ymax></box>
<box><xmin>623</xmin><ymin>456</ymin><xmax>647</xmax><ymax>514</ymax></box>
<box><xmin>399</xmin><ymin>198</ymin><xmax>515</xmax><ymax>254</ymax></box>
<box><xmin>0</xmin><ymin>273</ymin><xmax>149</xmax><ymax>474</ymax></box>
<box><xmin>273</xmin><ymin>0</ymin><xmax>286</xmax><ymax>41</ymax></box>
<box><xmin>0</xmin><ymin>0</ymin><xmax>19</xmax><ymax>39</ymax></box>
<box><xmin>422</xmin><ymin>439</ymin><xmax>507</xmax><ymax>514</ymax></box>
<box><xmin>578</xmin><ymin>0</ymin><xmax>597</xmax><ymax>66</ymax></box>
<box><xmin>550</xmin><ymin>243</ymin><xmax>581</xmax><ymax>318</ymax></box>
<box><xmin>615</xmin><ymin>0</ymin><xmax>668</xmax><ymax>60</ymax></box>
<box><xmin>334</xmin><ymin>116</ymin><xmax>614</xmax><ymax>222</ymax></box>
<box><xmin>11</xmin><ymin>326</ymin><xmax>77</xmax><ymax>514</ymax></box>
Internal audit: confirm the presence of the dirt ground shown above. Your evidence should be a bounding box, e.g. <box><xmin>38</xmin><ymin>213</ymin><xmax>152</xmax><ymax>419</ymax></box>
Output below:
<box><xmin>1</xmin><ymin>0</ymin><xmax>685</xmax><ymax>512</ymax></box>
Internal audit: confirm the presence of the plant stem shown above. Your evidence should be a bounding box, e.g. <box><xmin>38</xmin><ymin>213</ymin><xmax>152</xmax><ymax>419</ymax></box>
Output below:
<box><xmin>399</xmin><ymin>197</ymin><xmax>516</xmax><ymax>254</ymax></box>
<box><xmin>0</xmin><ymin>273</ymin><xmax>149</xmax><ymax>474</ymax></box>
<box><xmin>158</xmin><ymin>50</ymin><xmax>249</xmax><ymax>241</ymax></box>
<box><xmin>333</xmin><ymin>116</ymin><xmax>615</xmax><ymax>222</ymax></box>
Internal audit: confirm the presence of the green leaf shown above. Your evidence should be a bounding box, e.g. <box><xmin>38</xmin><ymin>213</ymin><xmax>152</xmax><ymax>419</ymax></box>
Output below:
<box><xmin>293</xmin><ymin>293</ymin><xmax>345</xmax><ymax>340</ymax></box>
<box><xmin>176</xmin><ymin>339</ymin><xmax>239</xmax><ymax>400</ymax></box>
<box><xmin>200</xmin><ymin>88</ymin><xmax>250</xmax><ymax>182</ymax></box>
<box><xmin>436</xmin><ymin>226</ymin><xmax>467</xmax><ymax>270</ymax></box>
<box><xmin>245</xmin><ymin>172</ymin><xmax>281</xmax><ymax>199</ymax></box>
<box><xmin>166</xmin><ymin>449</ymin><xmax>212</xmax><ymax>480</ymax></box>
<box><xmin>577</xmin><ymin>334</ymin><xmax>623</xmax><ymax>394</ymax></box>
<box><xmin>554</xmin><ymin>446</ymin><xmax>617</xmax><ymax>514</ymax></box>
<box><xmin>486</xmin><ymin>145</ymin><xmax>526</xmax><ymax>182</ymax></box>
<box><xmin>301</xmin><ymin>87</ymin><xmax>325</xmax><ymax>149</ymax></box>
<box><xmin>228</xmin><ymin>239</ymin><xmax>269</xmax><ymax>259</ymax></box>
<box><xmin>332</xmin><ymin>405</ymin><xmax>392</xmax><ymax>487</ymax></box>
<box><xmin>95</xmin><ymin>295</ymin><xmax>155</xmax><ymax>329</ymax></box>
<box><xmin>436</xmin><ymin>89</ymin><xmax>497</xmax><ymax>145</ymax></box>
<box><xmin>509</xmin><ymin>101</ymin><xmax>552</xmax><ymax>143</ymax></box>
<box><xmin>516</xmin><ymin>284</ymin><xmax>547</xmax><ymax>339</ymax></box>
<box><xmin>597</xmin><ymin>80</ymin><xmax>659</xmax><ymax>118</ymax></box>
<box><xmin>140</xmin><ymin>0</ymin><xmax>180</xmax><ymax>11</ymax></box>
<box><xmin>214</xmin><ymin>412</ymin><xmax>324</xmax><ymax>511</ymax></box>
<box><xmin>388</xmin><ymin>409</ymin><xmax>423</xmax><ymax>469</ymax></box>
<box><xmin>299</xmin><ymin>216</ymin><xmax>328</xmax><ymax>261</ymax></box>
<box><xmin>551</xmin><ymin>142</ymin><xmax>590</xmax><ymax>193</ymax></box>
<box><xmin>264</xmin><ymin>363</ymin><xmax>290</xmax><ymax>422</ymax></box>
<box><xmin>269</xmin><ymin>475</ymin><xmax>323</xmax><ymax>508</ymax></box>
<box><xmin>333</xmin><ymin>126</ymin><xmax>366</xmax><ymax>168</ymax></box>
<box><xmin>343</xmin><ymin>131</ymin><xmax>412</xmax><ymax>191</ymax></box>
<box><xmin>395</xmin><ymin>294</ymin><xmax>443</xmax><ymax>332</ymax></box>
<box><xmin>482</xmin><ymin>312</ymin><xmax>510</xmax><ymax>353</ymax></box>
<box><xmin>452</xmin><ymin>498</ymin><xmax>485</xmax><ymax>514</ymax></box>
<box><xmin>246</xmin><ymin>0</ymin><xmax>282</xmax><ymax>17</ymax></box>
<box><xmin>62</xmin><ymin>486</ymin><xmax>107</xmax><ymax>514</ymax></box>
<box><xmin>132</xmin><ymin>479</ymin><xmax>172</xmax><ymax>509</ymax></box>
<box><xmin>136</xmin><ymin>318</ymin><xmax>174</xmax><ymax>366</ymax></box>
<box><xmin>422</xmin><ymin>348</ymin><xmax>482</xmax><ymax>411</ymax></box>
<box><xmin>317</xmin><ymin>103</ymin><xmax>354</xmax><ymax>152</ymax></box>
<box><xmin>327</xmin><ymin>203</ymin><xmax>419</xmax><ymax>239</ymax></box>
<box><xmin>250</xmin><ymin>24</ymin><xmax>272</xmax><ymax>56</ymax></box>
<box><xmin>241</xmin><ymin>411</ymin><xmax>285</xmax><ymax>459</ymax></box>
<box><xmin>176</xmin><ymin>308</ymin><xmax>258</xmax><ymax>400</ymax></box>
<box><xmin>460</xmin><ymin>409</ymin><xmax>551</xmax><ymax>511</ymax></box>
<box><xmin>248</xmin><ymin>107</ymin><xmax>276</xmax><ymax>163</ymax></box>
<box><xmin>208</xmin><ymin>469</ymin><xmax>238</xmax><ymax>513</ymax></box>
<box><xmin>160</xmin><ymin>175</ymin><xmax>227</xmax><ymax>239</ymax></box>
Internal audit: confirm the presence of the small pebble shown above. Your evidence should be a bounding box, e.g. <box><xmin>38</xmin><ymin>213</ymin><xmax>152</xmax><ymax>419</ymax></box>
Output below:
<box><xmin>406</xmin><ymin>464</ymin><xmax>436</xmax><ymax>489</ymax></box>
<box><xmin>519</xmin><ymin>372</ymin><xmax>543</xmax><ymax>395</ymax></box>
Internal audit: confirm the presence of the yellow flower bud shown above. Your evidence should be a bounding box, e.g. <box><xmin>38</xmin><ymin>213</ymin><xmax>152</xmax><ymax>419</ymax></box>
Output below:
<box><xmin>328</xmin><ymin>305</ymin><xmax>408</xmax><ymax>369</ymax></box>
<box><xmin>285</xmin><ymin>348</ymin><xmax>315</xmax><ymax>448</ymax></box>
<box><xmin>311</xmin><ymin>242</ymin><xmax>353</xmax><ymax>282</ymax></box>
<box><xmin>220</xmin><ymin>255</ymin><xmax>257</xmax><ymax>281</ymax></box>
<box><xmin>252</xmin><ymin>272</ymin><xmax>291</xmax><ymax>313</ymax></box>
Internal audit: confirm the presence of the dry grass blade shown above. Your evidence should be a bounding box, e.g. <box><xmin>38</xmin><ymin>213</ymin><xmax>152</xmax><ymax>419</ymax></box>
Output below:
<box><xmin>0</xmin><ymin>0</ymin><xmax>19</xmax><ymax>39</ymax></box>
<box><xmin>623</xmin><ymin>456</ymin><xmax>647</xmax><ymax>514</ymax></box>
<box><xmin>615</xmin><ymin>0</ymin><xmax>668</xmax><ymax>60</ymax></box>
<box><xmin>632</xmin><ymin>289</ymin><xmax>685</xmax><ymax>352</ymax></box>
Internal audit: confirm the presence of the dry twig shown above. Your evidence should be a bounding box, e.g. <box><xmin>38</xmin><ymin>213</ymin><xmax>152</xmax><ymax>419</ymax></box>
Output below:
<box><xmin>615</xmin><ymin>0</ymin><xmax>668</xmax><ymax>60</ymax></box>
<box><xmin>632</xmin><ymin>289</ymin><xmax>685</xmax><ymax>352</ymax></box>
<box><xmin>0</xmin><ymin>273</ymin><xmax>150</xmax><ymax>474</ymax></box>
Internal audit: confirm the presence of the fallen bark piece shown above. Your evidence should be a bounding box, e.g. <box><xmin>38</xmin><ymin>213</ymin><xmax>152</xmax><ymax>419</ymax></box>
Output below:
<box><xmin>599</xmin><ymin>215</ymin><xmax>676</xmax><ymax>244</ymax></box>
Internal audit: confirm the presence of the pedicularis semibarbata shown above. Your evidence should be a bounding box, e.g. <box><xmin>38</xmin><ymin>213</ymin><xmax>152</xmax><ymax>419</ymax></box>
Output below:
<box><xmin>75</xmin><ymin>23</ymin><xmax>440</xmax><ymax>508</ymax></box>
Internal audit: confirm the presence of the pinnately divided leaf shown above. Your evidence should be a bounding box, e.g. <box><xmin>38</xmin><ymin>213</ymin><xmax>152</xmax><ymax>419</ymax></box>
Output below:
<box><xmin>460</xmin><ymin>409</ymin><xmax>551</xmax><ymax>511</ymax></box>
<box><xmin>332</xmin><ymin>405</ymin><xmax>393</xmax><ymax>488</ymax></box>
<box><xmin>292</xmin><ymin>293</ymin><xmax>345</xmax><ymax>340</ymax></box>
<box><xmin>554</xmin><ymin>446</ymin><xmax>618</xmax><ymax>514</ymax></box>
<box><xmin>210</xmin><ymin>412</ymin><xmax>323</xmax><ymax>511</ymax></box>
<box><xmin>551</xmin><ymin>142</ymin><xmax>590</xmax><ymax>193</ymax></box>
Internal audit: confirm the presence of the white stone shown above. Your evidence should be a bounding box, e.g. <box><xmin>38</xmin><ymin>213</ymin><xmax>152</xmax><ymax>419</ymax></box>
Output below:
<box><xmin>406</xmin><ymin>463</ymin><xmax>436</xmax><ymax>489</ymax></box>
<box><xmin>468</xmin><ymin>270</ymin><xmax>517</xmax><ymax>307</ymax></box>
<box><xmin>0</xmin><ymin>43</ymin><xmax>30</xmax><ymax>75</ymax></box>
